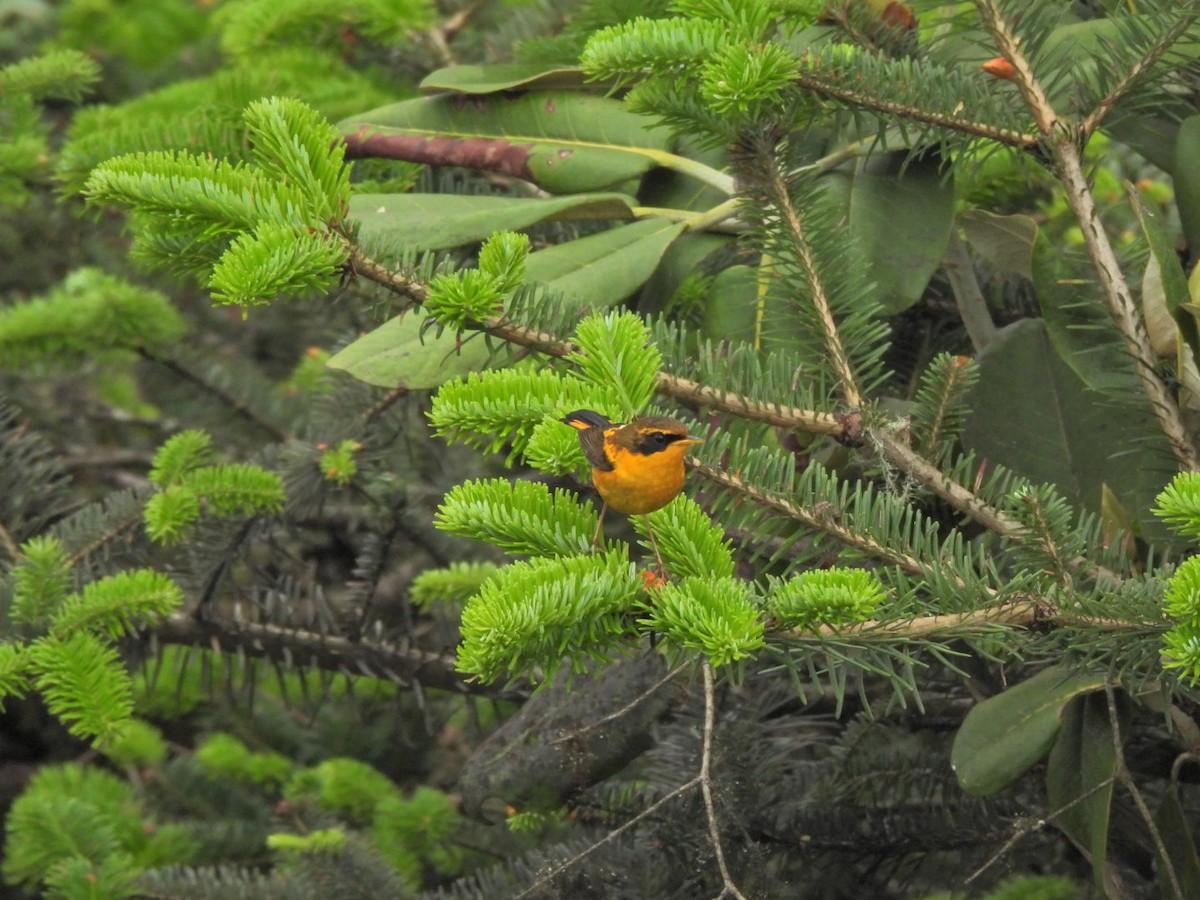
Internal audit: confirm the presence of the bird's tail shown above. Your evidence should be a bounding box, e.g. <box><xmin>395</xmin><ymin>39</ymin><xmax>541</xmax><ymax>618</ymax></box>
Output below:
<box><xmin>561</xmin><ymin>409</ymin><xmax>612</xmax><ymax>430</ymax></box>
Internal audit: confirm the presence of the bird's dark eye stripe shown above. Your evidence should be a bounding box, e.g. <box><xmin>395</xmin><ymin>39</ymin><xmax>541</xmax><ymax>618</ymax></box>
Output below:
<box><xmin>634</xmin><ymin>430</ymin><xmax>683</xmax><ymax>454</ymax></box>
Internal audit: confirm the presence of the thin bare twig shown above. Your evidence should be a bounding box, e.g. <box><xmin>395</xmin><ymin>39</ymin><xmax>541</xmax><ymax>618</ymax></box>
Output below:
<box><xmin>964</xmin><ymin>774</ymin><xmax>1118</xmax><ymax>886</ymax></box>
<box><xmin>700</xmin><ymin>662</ymin><xmax>749</xmax><ymax>900</ymax></box>
<box><xmin>1105</xmin><ymin>684</ymin><xmax>1183</xmax><ymax>900</ymax></box>
<box><xmin>514</xmin><ymin>665</ymin><xmax>746</xmax><ymax>898</ymax></box>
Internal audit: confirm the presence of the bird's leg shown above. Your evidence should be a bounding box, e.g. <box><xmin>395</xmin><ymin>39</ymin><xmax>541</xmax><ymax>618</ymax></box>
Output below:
<box><xmin>592</xmin><ymin>502</ymin><xmax>608</xmax><ymax>550</ymax></box>
<box><xmin>642</xmin><ymin>514</ymin><xmax>668</xmax><ymax>579</ymax></box>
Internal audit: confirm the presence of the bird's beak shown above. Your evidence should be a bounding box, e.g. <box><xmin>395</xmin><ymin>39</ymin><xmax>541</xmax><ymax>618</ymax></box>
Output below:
<box><xmin>681</xmin><ymin>436</ymin><xmax>703</xmax><ymax>445</ymax></box>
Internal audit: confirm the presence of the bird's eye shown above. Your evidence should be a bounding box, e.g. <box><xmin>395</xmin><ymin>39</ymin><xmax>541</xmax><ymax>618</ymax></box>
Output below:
<box><xmin>651</xmin><ymin>432</ymin><xmax>669</xmax><ymax>445</ymax></box>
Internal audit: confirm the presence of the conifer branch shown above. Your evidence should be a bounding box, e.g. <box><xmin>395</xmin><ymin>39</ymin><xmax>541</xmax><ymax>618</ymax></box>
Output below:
<box><xmin>973</xmin><ymin>0</ymin><xmax>1200</xmax><ymax>471</ymax></box>
<box><xmin>347</xmin><ymin>245</ymin><xmax>427</xmax><ymax>307</ymax></box>
<box><xmin>151</xmin><ymin>613</ymin><xmax>516</xmax><ymax>699</ymax></box>
<box><xmin>1078</xmin><ymin>12</ymin><xmax>1198</xmax><ymax>140</ymax></box>
<box><xmin>688</xmin><ymin>460</ymin><xmax>928</xmax><ymax>576</ymax></box>
<box><xmin>794</xmin><ymin>603</ymin><xmax>1137</xmax><ymax>641</ymax></box>
<box><xmin>139</xmin><ymin>351</ymin><xmax>289</xmax><ymax>444</ymax></box>
<box><xmin>793</xmin><ymin>69</ymin><xmax>1038</xmax><ymax>150</ymax></box>
<box><xmin>873</xmin><ymin>433</ymin><xmax>1026</xmax><ymax>537</ymax></box>
<box><xmin>757</xmin><ymin>150</ymin><xmax>863</xmax><ymax>409</ymax></box>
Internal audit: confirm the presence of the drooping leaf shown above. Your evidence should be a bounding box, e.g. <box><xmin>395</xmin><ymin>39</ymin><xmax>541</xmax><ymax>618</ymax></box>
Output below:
<box><xmin>349</xmin><ymin>192</ymin><xmax>635</xmax><ymax>253</ymax></box>
<box><xmin>340</xmin><ymin>92</ymin><xmax>675</xmax><ymax>194</ymax></box>
<box><xmin>952</xmin><ymin>666</ymin><xmax>1106</xmax><ymax>796</ymax></box>
<box><xmin>1130</xmin><ymin>185</ymin><xmax>1198</xmax><ymax>360</ymax></box>
<box><xmin>1174</xmin><ymin>115</ymin><xmax>1200</xmax><ymax>252</ymax></box>
<box><xmin>1033</xmin><ymin>233</ymin><xmax>1137</xmax><ymax>394</ymax></box>
<box><xmin>1154</xmin><ymin>781</ymin><xmax>1200</xmax><ymax>899</ymax></box>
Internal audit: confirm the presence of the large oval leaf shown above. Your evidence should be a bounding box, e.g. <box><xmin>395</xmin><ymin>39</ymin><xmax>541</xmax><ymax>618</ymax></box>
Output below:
<box><xmin>326</xmin><ymin>309</ymin><xmax>495</xmax><ymax>390</ymax></box>
<box><xmin>952</xmin><ymin>666</ymin><xmax>1106</xmax><ymax>796</ymax></box>
<box><xmin>349</xmin><ymin>192</ymin><xmax>635</xmax><ymax>253</ymax></box>
<box><xmin>957</xmin><ymin>209</ymin><xmax>1037</xmax><ymax>280</ymax></box>
<box><xmin>1174</xmin><ymin>115</ymin><xmax>1200</xmax><ymax>262</ymax></box>
<box><xmin>526</xmin><ymin>218</ymin><xmax>686</xmax><ymax>315</ymax></box>
<box><xmin>1045</xmin><ymin>691</ymin><xmax>1127</xmax><ymax>890</ymax></box>
<box><xmin>963</xmin><ymin>318</ymin><xmax>1175</xmax><ymax>530</ymax></box>
<box><xmin>824</xmin><ymin>150</ymin><xmax>956</xmax><ymax>314</ymax></box>
<box><xmin>340</xmin><ymin>92</ymin><xmax>675</xmax><ymax>194</ymax></box>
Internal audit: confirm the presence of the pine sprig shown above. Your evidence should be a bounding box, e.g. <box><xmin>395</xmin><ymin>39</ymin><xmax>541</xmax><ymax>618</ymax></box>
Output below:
<box><xmin>427</xmin><ymin>367</ymin><xmax>616</xmax><ymax>463</ymax></box>
<box><xmin>634</xmin><ymin>495</ymin><xmax>734</xmax><ymax>579</ymax></box>
<box><xmin>568</xmin><ymin>312</ymin><xmax>662</xmax><ymax>418</ymax></box>
<box><xmin>215</xmin><ymin>0</ymin><xmax>431</xmax><ymax>59</ymax></box>
<box><xmin>10</xmin><ymin>536</ymin><xmax>73</xmax><ymax>625</ymax></box>
<box><xmin>765</xmin><ymin>569</ymin><xmax>887</xmax><ymax>630</ymax></box>
<box><xmin>49</xmin><ymin>570</ymin><xmax>184</xmax><ymax>640</ymax></box>
<box><xmin>84</xmin><ymin>98</ymin><xmax>352</xmax><ymax>307</ymax></box>
<box><xmin>208</xmin><ymin>223</ymin><xmax>348</xmax><ymax>306</ymax></box>
<box><xmin>456</xmin><ymin>551</ymin><xmax>642</xmax><ymax>684</ymax></box>
<box><xmin>174</xmin><ymin>465</ymin><xmax>288</xmax><ymax>517</ymax></box>
<box><xmin>409</xmin><ymin>561</ymin><xmax>501</xmax><ymax>609</ymax></box>
<box><xmin>0</xmin><ymin>644</ymin><xmax>32</xmax><ymax>706</ymax></box>
<box><xmin>435</xmin><ymin>479</ymin><xmax>601</xmax><ymax>558</ymax></box>
<box><xmin>639</xmin><ymin>575</ymin><xmax>764</xmax><ymax>669</ymax></box>
<box><xmin>243</xmin><ymin>96</ymin><xmax>351</xmax><ymax>224</ymax></box>
<box><xmin>0</xmin><ymin>50</ymin><xmax>100</xmax><ymax>102</ymax></box>
<box><xmin>909</xmin><ymin>353</ymin><xmax>978</xmax><ymax>461</ymax></box>
<box><xmin>0</xmin><ymin>268</ymin><xmax>185</xmax><ymax>365</ymax></box>
<box><xmin>149</xmin><ymin>431</ymin><xmax>215</xmax><ymax>487</ymax></box>
<box><xmin>582</xmin><ymin>17</ymin><xmax>734</xmax><ymax>80</ymax></box>
<box><xmin>1153</xmin><ymin>472</ymin><xmax>1200</xmax><ymax>542</ymax></box>
<box><xmin>28</xmin><ymin>633</ymin><xmax>135</xmax><ymax>744</ymax></box>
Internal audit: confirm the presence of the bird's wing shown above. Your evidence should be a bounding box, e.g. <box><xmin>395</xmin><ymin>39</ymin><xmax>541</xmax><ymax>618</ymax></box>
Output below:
<box><xmin>576</xmin><ymin>426</ymin><xmax>614</xmax><ymax>471</ymax></box>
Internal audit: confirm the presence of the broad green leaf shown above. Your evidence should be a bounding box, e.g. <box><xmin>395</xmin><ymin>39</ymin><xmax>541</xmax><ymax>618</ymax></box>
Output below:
<box><xmin>328</xmin><ymin>219</ymin><xmax>684</xmax><ymax>388</ymax></box>
<box><xmin>962</xmin><ymin>319</ymin><xmax>1175</xmax><ymax>527</ymax></box>
<box><xmin>1045</xmin><ymin>691</ymin><xmax>1126</xmax><ymax>891</ymax></box>
<box><xmin>349</xmin><ymin>192</ymin><xmax>635</xmax><ymax>252</ymax></box>
<box><xmin>326</xmin><ymin>309</ymin><xmax>495</xmax><ymax>389</ymax></box>
<box><xmin>951</xmin><ymin>666</ymin><xmax>1106</xmax><ymax>796</ymax></box>
<box><xmin>1107</xmin><ymin>114</ymin><xmax>1182</xmax><ymax>174</ymax></box>
<box><xmin>526</xmin><ymin>218</ymin><xmax>686</xmax><ymax>315</ymax></box>
<box><xmin>340</xmin><ymin>92</ymin><xmax>675</xmax><ymax>194</ymax></box>
<box><xmin>1175</xmin><ymin>116</ymin><xmax>1200</xmax><ymax>269</ymax></box>
<box><xmin>420</xmin><ymin>64</ymin><xmax>590</xmax><ymax>94</ymax></box>
<box><xmin>638</xmin><ymin>232</ymin><xmax>733</xmax><ymax>317</ymax></box>
<box><xmin>1155</xmin><ymin>782</ymin><xmax>1200</xmax><ymax>898</ymax></box>
<box><xmin>829</xmin><ymin>151</ymin><xmax>955</xmax><ymax>314</ymax></box>
<box><xmin>1033</xmin><ymin>235</ymin><xmax>1136</xmax><ymax>393</ymax></box>
<box><xmin>957</xmin><ymin>209</ymin><xmax>1037</xmax><ymax>280</ymax></box>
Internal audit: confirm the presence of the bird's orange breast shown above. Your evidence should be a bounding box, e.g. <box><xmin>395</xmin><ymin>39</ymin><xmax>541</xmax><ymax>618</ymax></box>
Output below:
<box><xmin>591</xmin><ymin>441</ymin><xmax>689</xmax><ymax>515</ymax></box>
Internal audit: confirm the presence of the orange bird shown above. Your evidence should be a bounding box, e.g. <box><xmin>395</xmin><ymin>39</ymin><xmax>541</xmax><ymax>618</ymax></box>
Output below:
<box><xmin>562</xmin><ymin>410</ymin><xmax>702</xmax><ymax>574</ymax></box>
